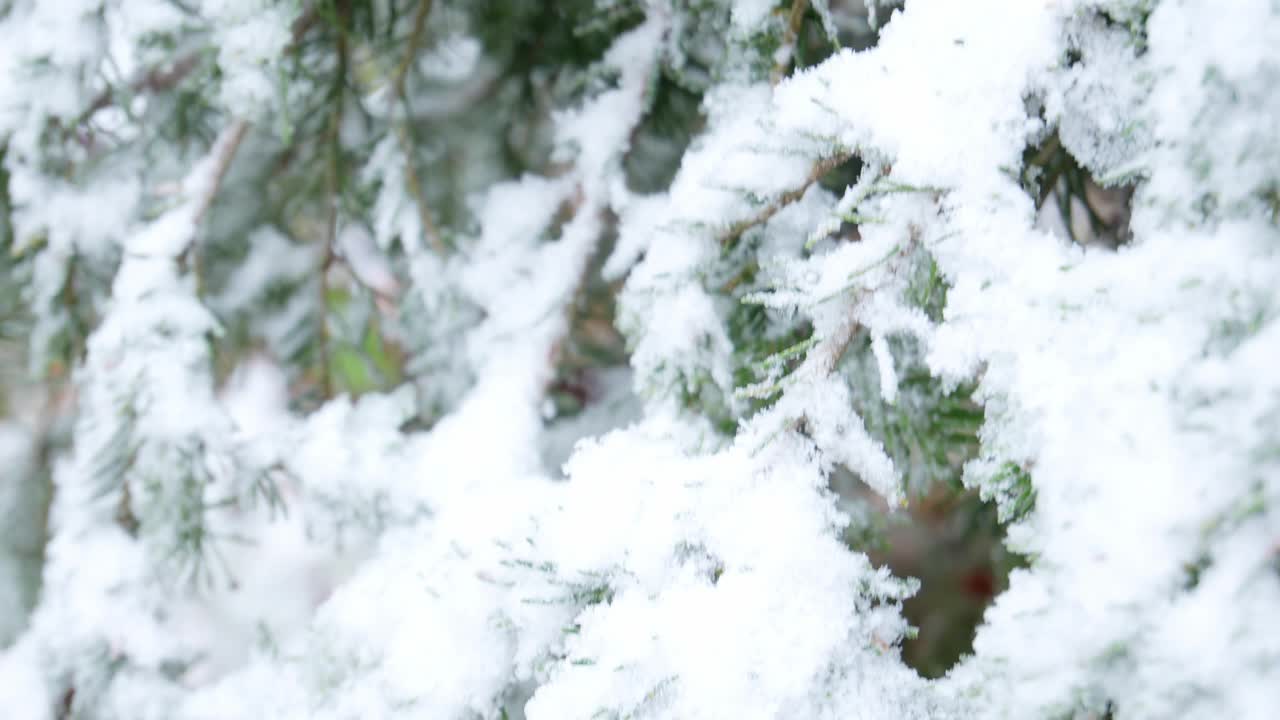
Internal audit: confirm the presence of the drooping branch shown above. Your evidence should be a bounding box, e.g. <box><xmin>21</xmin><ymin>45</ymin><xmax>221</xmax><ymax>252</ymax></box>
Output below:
<box><xmin>392</xmin><ymin>0</ymin><xmax>435</xmax><ymax>102</ymax></box>
<box><xmin>181</xmin><ymin>119</ymin><xmax>251</xmax><ymax>291</ymax></box>
<box><xmin>771</xmin><ymin>0</ymin><xmax>811</xmax><ymax>85</ymax></box>
<box><xmin>317</xmin><ymin>0</ymin><xmax>353</xmax><ymax>399</ymax></box>
<box><xmin>75</xmin><ymin>8</ymin><xmax>319</xmax><ymax>132</ymax></box>
<box><xmin>389</xmin><ymin>0</ymin><xmax>447</xmax><ymax>255</ymax></box>
<box><xmin>191</xmin><ymin>120</ymin><xmax>250</xmax><ymax>227</ymax></box>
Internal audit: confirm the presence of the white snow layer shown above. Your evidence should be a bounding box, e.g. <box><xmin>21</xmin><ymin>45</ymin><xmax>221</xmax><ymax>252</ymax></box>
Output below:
<box><xmin>0</xmin><ymin>1</ymin><xmax>1277</xmax><ymax>719</ymax></box>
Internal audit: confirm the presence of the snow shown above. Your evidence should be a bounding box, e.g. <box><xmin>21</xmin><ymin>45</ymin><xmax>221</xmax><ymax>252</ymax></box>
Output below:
<box><xmin>2</xmin><ymin>0</ymin><xmax>1278</xmax><ymax>718</ymax></box>
<box><xmin>201</xmin><ymin>0</ymin><xmax>300</xmax><ymax>120</ymax></box>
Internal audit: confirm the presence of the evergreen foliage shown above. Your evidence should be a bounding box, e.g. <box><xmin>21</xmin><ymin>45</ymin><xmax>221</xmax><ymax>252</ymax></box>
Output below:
<box><xmin>0</xmin><ymin>1</ymin><xmax>1276</xmax><ymax>718</ymax></box>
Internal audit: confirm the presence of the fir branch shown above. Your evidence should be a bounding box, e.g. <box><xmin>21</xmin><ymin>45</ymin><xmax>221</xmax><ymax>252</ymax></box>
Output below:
<box><xmin>720</xmin><ymin>150</ymin><xmax>853</xmax><ymax>248</ymax></box>
<box><xmin>74</xmin><ymin>5</ymin><xmax>320</xmax><ymax>133</ymax></box>
<box><xmin>182</xmin><ymin>118</ymin><xmax>250</xmax><ymax>289</ymax></box>
<box><xmin>394</xmin><ymin>120</ymin><xmax>446</xmax><ymax>254</ymax></box>
<box><xmin>191</xmin><ymin>120</ymin><xmax>250</xmax><ymax>227</ymax></box>
<box><xmin>772</xmin><ymin>0</ymin><xmax>811</xmax><ymax>85</ymax></box>
<box><xmin>318</xmin><ymin>0</ymin><xmax>352</xmax><ymax>399</ymax></box>
<box><xmin>809</xmin><ymin>316</ymin><xmax>858</xmax><ymax>375</ymax></box>
<box><xmin>389</xmin><ymin>0</ymin><xmax>447</xmax><ymax>255</ymax></box>
<box><xmin>391</xmin><ymin>0</ymin><xmax>434</xmax><ymax>102</ymax></box>
<box><xmin>75</xmin><ymin>52</ymin><xmax>203</xmax><ymax>131</ymax></box>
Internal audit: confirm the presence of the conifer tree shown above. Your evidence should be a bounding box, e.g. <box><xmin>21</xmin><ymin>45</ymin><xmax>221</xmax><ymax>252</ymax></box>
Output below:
<box><xmin>0</xmin><ymin>1</ymin><xmax>1276</xmax><ymax>718</ymax></box>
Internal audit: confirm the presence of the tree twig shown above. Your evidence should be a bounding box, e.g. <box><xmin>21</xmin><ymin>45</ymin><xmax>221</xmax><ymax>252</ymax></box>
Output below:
<box><xmin>720</xmin><ymin>150</ymin><xmax>852</xmax><ymax>248</ymax></box>
<box><xmin>389</xmin><ymin>0</ymin><xmax>446</xmax><ymax>254</ymax></box>
<box><xmin>771</xmin><ymin>0</ymin><xmax>811</xmax><ymax>85</ymax></box>
<box><xmin>75</xmin><ymin>53</ymin><xmax>202</xmax><ymax>131</ymax></box>
<box><xmin>394</xmin><ymin>123</ymin><xmax>447</xmax><ymax>255</ymax></box>
<box><xmin>191</xmin><ymin>120</ymin><xmax>250</xmax><ymax>227</ymax></box>
<box><xmin>182</xmin><ymin>118</ymin><xmax>251</xmax><ymax>291</ymax></box>
<box><xmin>392</xmin><ymin>0</ymin><xmax>434</xmax><ymax>102</ymax></box>
<box><xmin>317</xmin><ymin>0</ymin><xmax>352</xmax><ymax>398</ymax></box>
<box><xmin>75</xmin><ymin>7</ymin><xmax>319</xmax><ymax>132</ymax></box>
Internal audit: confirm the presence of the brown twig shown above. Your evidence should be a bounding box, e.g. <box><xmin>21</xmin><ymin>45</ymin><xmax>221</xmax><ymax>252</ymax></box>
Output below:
<box><xmin>317</xmin><ymin>0</ymin><xmax>352</xmax><ymax>399</ymax></box>
<box><xmin>392</xmin><ymin>0</ymin><xmax>434</xmax><ymax>102</ymax></box>
<box><xmin>191</xmin><ymin>120</ymin><xmax>250</xmax><ymax>226</ymax></box>
<box><xmin>181</xmin><ymin>119</ymin><xmax>251</xmax><ymax>292</ymax></box>
<box><xmin>394</xmin><ymin>122</ymin><xmax>447</xmax><ymax>255</ymax></box>
<box><xmin>720</xmin><ymin>150</ymin><xmax>852</xmax><ymax>248</ymax></box>
<box><xmin>76</xmin><ymin>8</ymin><xmax>319</xmax><ymax>132</ymax></box>
<box><xmin>771</xmin><ymin>0</ymin><xmax>811</xmax><ymax>85</ymax></box>
<box><xmin>389</xmin><ymin>0</ymin><xmax>446</xmax><ymax>254</ymax></box>
<box><xmin>75</xmin><ymin>53</ymin><xmax>202</xmax><ymax>130</ymax></box>
<box><xmin>809</xmin><ymin>315</ymin><xmax>859</xmax><ymax>375</ymax></box>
